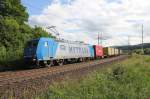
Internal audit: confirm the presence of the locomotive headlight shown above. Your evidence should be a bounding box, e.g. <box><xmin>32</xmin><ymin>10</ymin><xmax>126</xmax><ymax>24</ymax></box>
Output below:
<box><xmin>33</xmin><ymin>55</ymin><xmax>37</xmax><ymax>61</ymax></box>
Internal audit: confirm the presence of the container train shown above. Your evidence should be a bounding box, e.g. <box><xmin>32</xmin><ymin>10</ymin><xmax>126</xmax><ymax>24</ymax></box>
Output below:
<box><xmin>24</xmin><ymin>37</ymin><xmax>122</xmax><ymax>67</ymax></box>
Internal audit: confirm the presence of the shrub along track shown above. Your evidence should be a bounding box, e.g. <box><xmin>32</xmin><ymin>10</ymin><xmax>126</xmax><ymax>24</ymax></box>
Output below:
<box><xmin>0</xmin><ymin>55</ymin><xmax>128</xmax><ymax>99</ymax></box>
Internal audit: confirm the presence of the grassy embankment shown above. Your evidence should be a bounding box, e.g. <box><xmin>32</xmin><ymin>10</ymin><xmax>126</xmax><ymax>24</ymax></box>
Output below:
<box><xmin>35</xmin><ymin>55</ymin><xmax>150</xmax><ymax>99</ymax></box>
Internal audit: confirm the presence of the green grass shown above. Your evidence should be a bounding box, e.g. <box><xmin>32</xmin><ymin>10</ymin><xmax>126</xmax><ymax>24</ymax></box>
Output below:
<box><xmin>35</xmin><ymin>55</ymin><xmax>150</xmax><ymax>99</ymax></box>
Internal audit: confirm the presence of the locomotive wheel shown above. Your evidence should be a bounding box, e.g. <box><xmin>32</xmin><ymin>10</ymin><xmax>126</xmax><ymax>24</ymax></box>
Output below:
<box><xmin>58</xmin><ymin>62</ymin><xmax>63</xmax><ymax>66</ymax></box>
<box><xmin>63</xmin><ymin>59</ymin><xmax>67</xmax><ymax>65</ymax></box>
<box><xmin>41</xmin><ymin>61</ymin><xmax>46</xmax><ymax>67</ymax></box>
<box><xmin>78</xmin><ymin>58</ymin><xmax>83</xmax><ymax>62</ymax></box>
<box><xmin>36</xmin><ymin>61</ymin><xmax>44</xmax><ymax>68</ymax></box>
<box><xmin>36</xmin><ymin>61</ymin><xmax>39</xmax><ymax>67</ymax></box>
<box><xmin>57</xmin><ymin>60</ymin><xmax>64</xmax><ymax>66</ymax></box>
<box><xmin>46</xmin><ymin>60</ymin><xmax>53</xmax><ymax>67</ymax></box>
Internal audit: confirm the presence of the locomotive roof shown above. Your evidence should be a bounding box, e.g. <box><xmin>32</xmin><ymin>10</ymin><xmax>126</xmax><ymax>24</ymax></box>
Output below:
<box><xmin>55</xmin><ymin>39</ymin><xmax>89</xmax><ymax>45</ymax></box>
<box><xmin>31</xmin><ymin>37</ymin><xmax>90</xmax><ymax>45</ymax></box>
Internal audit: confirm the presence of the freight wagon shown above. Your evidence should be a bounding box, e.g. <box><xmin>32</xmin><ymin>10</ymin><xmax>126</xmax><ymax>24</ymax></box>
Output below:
<box><xmin>114</xmin><ymin>48</ymin><xmax>119</xmax><ymax>55</ymax></box>
<box><xmin>103</xmin><ymin>47</ymin><xmax>122</xmax><ymax>57</ymax></box>
<box><xmin>119</xmin><ymin>49</ymin><xmax>123</xmax><ymax>55</ymax></box>
<box><xmin>103</xmin><ymin>47</ymin><xmax>114</xmax><ymax>57</ymax></box>
<box><xmin>93</xmin><ymin>45</ymin><xmax>104</xmax><ymax>58</ymax></box>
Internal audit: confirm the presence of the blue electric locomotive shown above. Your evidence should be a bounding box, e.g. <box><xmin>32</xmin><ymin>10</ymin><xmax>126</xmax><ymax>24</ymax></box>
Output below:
<box><xmin>24</xmin><ymin>37</ymin><xmax>94</xmax><ymax>67</ymax></box>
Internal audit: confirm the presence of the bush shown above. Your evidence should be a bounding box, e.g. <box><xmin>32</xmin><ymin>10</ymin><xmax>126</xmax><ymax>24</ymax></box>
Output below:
<box><xmin>0</xmin><ymin>47</ymin><xmax>23</xmax><ymax>67</ymax></box>
<box><xmin>144</xmin><ymin>48</ymin><xmax>150</xmax><ymax>55</ymax></box>
<box><xmin>0</xmin><ymin>0</ymin><xmax>55</xmax><ymax>67</ymax></box>
<box><xmin>133</xmin><ymin>48</ymin><xmax>150</xmax><ymax>55</ymax></box>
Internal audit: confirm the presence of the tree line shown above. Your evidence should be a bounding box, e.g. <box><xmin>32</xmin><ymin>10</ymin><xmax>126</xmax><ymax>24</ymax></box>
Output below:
<box><xmin>0</xmin><ymin>0</ymin><xmax>54</xmax><ymax>66</ymax></box>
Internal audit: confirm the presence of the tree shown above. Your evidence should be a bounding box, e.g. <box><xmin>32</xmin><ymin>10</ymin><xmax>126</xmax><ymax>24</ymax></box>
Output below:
<box><xmin>0</xmin><ymin>0</ymin><xmax>28</xmax><ymax>24</ymax></box>
<box><xmin>0</xmin><ymin>17</ymin><xmax>20</xmax><ymax>49</ymax></box>
<box><xmin>0</xmin><ymin>0</ymin><xmax>54</xmax><ymax>49</ymax></box>
<box><xmin>144</xmin><ymin>48</ymin><xmax>150</xmax><ymax>55</ymax></box>
<box><xmin>33</xmin><ymin>26</ymin><xmax>55</xmax><ymax>39</ymax></box>
<box><xmin>0</xmin><ymin>0</ymin><xmax>55</xmax><ymax>66</ymax></box>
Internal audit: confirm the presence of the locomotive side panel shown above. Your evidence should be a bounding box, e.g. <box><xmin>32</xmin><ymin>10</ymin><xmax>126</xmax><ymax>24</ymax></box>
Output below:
<box><xmin>54</xmin><ymin>42</ymin><xmax>93</xmax><ymax>59</ymax></box>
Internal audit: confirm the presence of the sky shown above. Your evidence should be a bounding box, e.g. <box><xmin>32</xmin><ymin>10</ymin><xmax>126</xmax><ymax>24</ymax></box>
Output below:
<box><xmin>21</xmin><ymin>0</ymin><xmax>150</xmax><ymax>46</ymax></box>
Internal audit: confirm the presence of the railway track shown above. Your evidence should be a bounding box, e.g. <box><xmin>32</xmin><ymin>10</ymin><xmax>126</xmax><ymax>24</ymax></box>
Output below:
<box><xmin>0</xmin><ymin>55</ymin><xmax>127</xmax><ymax>86</ymax></box>
<box><xmin>0</xmin><ymin>55</ymin><xmax>128</xmax><ymax>98</ymax></box>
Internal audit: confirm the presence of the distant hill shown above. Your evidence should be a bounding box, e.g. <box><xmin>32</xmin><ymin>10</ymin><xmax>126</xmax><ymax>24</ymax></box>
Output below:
<box><xmin>113</xmin><ymin>43</ymin><xmax>150</xmax><ymax>50</ymax></box>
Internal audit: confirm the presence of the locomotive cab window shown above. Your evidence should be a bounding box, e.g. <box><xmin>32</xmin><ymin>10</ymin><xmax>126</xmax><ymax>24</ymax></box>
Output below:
<box><xmin>26</xmin><ymin>40</ymin><xmax>39</xmax><ymax>48</ymax></box>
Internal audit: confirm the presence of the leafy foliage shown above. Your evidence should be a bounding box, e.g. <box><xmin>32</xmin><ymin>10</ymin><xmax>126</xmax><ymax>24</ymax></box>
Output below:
<box><xmin>0</xmin><ymin>17</ymin><xmax>20</xmax><ymax>49</ymax></box>
<box><xmin>133</xmin><ymin>48</ymin><xmax>150</xmax><ymax>55</ymax></box>
<box><xmin>0</xmin><ymin>0</ymin><xmax>28</xmax><ymax>23</ymax></box>
<box><xmin>144</xmin><ymin>48</ymin><xmax>150</xmax><ymax>55</ymax></box>
<box><xmin>36</xmin><ymin>55</ymin><xmax>150</xmax><ymax>99</ymax></box>
<box><xmin>0</xmin><ymin>0</ymin><xmax>55</xmax><ymax>66</ymax></box>
<box><xmin>33</xmin><ymin>26</ymin><xmax>55</xmax><ymax>39</ymax></box>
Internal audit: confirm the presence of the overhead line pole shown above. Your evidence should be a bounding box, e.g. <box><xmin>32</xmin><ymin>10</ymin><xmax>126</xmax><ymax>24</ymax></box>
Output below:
<box><xmin>141</xmin><ymin>24</ymin><xmax>144</xmax><ymax>54</ymax></box>
<box><xmin>128</xmin><ymin>36</ymin><xmax>130</xmax><ymax>55</ymax></box>
<box><xmin>101</xmin><ymin>32</ymin><xmax>103</xmax><ymax>46</ymax></box>
<box><xmin>97</xmin><ymin>32</ymin><xmax>103</xmax><ymax>45</ymax></box>
<box><xmin>141</xmin><ymin>24</ymin><xmax>144</xmax><ymax>65</ymax></box>
<box><xmin>98</xmin><ymin>33</ymin><xmax>100</xmax><ymax>45</ymax></box>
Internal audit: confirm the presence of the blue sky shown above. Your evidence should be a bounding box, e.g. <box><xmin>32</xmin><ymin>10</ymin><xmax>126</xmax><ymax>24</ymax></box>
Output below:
<box><xmin>21</xmin><ymin>0</ymin><xmax>52</xmax><ymax>15</ymax></box>
<box><xmin>21</xmin><ymin>0</ymin><xmax>74</xmax><ymax>15</ymax></box>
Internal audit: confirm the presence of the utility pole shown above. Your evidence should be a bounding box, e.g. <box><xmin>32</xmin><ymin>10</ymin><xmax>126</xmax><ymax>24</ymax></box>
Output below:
<box><xmin>98</xmin><ymin>32</ymin><xmax>103</xmax><ymax>45</ymax></box>
<box><xmin>98</xmin><ymin>33</ymin><xmax>100</xmax><ymax>45</ymax></box>
<box><xmin>128</xmin><ymin>36</ymin><xmax>130</xmax><ymax>55</ymax></box>
<box><xmin>141</xmin><ymin>24</ymin><xmax>144</xmax><ymax>54</ymax></box>
<box><xmin>100</xmin><ymin>32</ymin><xmax>103</xmax><ymax>45</ymax></box>
<box><xmin>141</xmin><ymin>24</ymin><xmax>144</xmax><ymax>65</ymax></box>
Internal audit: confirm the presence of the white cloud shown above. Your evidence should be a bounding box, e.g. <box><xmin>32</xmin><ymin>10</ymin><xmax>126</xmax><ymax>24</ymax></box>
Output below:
<box><xmin>29</xmin><ymin>0</ymin><xmax>150</xmax><ymax>46</ymax></box>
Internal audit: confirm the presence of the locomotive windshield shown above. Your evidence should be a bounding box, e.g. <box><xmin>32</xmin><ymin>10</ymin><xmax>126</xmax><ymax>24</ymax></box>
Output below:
<box><xmin>26</xmin><ymin>40</ymin><xmax>39</xmax><ymax>48</ymax></box>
